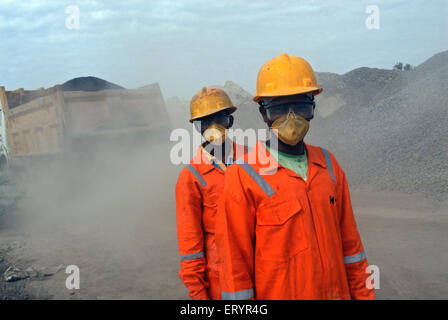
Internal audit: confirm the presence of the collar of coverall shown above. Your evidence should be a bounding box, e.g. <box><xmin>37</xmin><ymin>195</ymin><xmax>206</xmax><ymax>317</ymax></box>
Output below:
<box><xmin>191</xmin><ymin>140</ymin><xmax>235</xmax><ymax>174</ymax></box>
<box><xmin>252</xmin><ymin>140</ymin><xmax>327</xmax><ymax>175</ymax></box>
<box><xmin>201</xmin><ymin>141</ymin><xmax>234</xmax><ymax>172</ymax></box>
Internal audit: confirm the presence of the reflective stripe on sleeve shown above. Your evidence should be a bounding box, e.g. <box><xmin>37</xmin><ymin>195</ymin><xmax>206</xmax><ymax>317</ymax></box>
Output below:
<box><xmin>344</xmin><ymin>251</ymin><xmax>366</xmax><ymax>264</ymax></box>
<box><xmin>185</xmin><ymin>164</ymin><xmax>207</xmax><ymax>187</ymax></box>
<box><xmin>180</xmin><ymin>251</ymin><xmax>204</xmax><ymax>261</ymax></box>
<box><xmin>235</xmin><ymin>159</ymin><xmax>275</xmax><ymax>197</ymax></box>
<box><xmin>221</xmin><ymin>288</ymin><xmax>254</xmax><ymax>300</ymax></box>
<box><xmin>321</xmin><ymin>147</ymin><xmax>336</xmax><ymax>182</ymax></box>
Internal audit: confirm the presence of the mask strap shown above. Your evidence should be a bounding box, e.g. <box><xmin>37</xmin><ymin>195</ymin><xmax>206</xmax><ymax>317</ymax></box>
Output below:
<box><xmin>193</xmin><ymin>120</ymin><xmax>201</xmax><ymax>133</ymax></box>
<box><xmin>266</xmin><ymin>108</ymin><xmax>272</xmax><ymax>122</ymax></box>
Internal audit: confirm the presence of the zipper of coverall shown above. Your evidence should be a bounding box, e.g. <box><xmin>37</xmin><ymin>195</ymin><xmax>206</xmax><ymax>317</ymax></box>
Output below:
<box><xmin>303</xmin><ymin>155</ymin><xmax>331</xmax><ymax>297</ymax></box>
<box><xmin>281</xmin><ymin>157</ymin><xmax>328</xmax><ymax>298</ymax></box>
<box><xmin>265</xmin><ymin>123</ymin><xmax>329</xmax><ymax>298</ymax></box>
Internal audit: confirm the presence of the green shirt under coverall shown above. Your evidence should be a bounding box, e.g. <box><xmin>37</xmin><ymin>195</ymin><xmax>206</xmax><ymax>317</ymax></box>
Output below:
<box><xmin>265</xmin><ymin>142</ymin><xmax>308</xmax><ymax>181</ymax></box>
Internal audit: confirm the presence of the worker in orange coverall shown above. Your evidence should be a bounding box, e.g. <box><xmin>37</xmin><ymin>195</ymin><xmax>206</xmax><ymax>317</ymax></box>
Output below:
<box><xmin>176</xmin><ymin>87</ymin><xmax>247</xmax><ymax>300</ymax></box>
<box><xmin>215</xmin><ymin>53</ymin><xmax>375</xmax><ymax>300</ymax></box>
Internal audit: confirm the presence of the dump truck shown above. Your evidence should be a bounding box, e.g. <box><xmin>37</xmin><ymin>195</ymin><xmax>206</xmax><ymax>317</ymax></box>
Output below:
<box><xmin>0</xmin><ymin>77</ymin><xmax>171</xmax><ymax>167</ymax></box>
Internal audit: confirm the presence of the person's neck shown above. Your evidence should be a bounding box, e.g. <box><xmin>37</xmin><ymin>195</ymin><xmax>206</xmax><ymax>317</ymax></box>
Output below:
<box><xmin>267</xmin><ymin>139</ymin><xmax>305</xmax><ymax>156</ymax></box>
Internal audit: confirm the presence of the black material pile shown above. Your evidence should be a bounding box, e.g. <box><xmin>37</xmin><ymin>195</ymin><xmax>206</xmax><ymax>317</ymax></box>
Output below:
<box><xmin>60</xmin><ymin>76</ymin><xmax>124</xmax><ymax>92</ymax></box>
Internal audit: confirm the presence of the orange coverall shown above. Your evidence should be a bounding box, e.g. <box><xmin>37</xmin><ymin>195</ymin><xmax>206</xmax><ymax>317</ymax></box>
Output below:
<box><xmin>216</xmin><ymin>140</ymin><xmax>375</xmax><ymax>300</ymax></box>
<box><xmin>176</xmin><ymin>142</ymin><xmax>247</xmax><ymax>300</ymax></box>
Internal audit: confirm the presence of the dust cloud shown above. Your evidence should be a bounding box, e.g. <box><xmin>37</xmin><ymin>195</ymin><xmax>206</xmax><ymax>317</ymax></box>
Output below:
<box><xmin>1</xmin><ymin>135</ymin><xmax>188</xmax><ymax>299</ymax></box>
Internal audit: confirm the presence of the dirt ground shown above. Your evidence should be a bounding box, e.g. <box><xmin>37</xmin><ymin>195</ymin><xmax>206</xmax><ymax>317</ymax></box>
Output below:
<box><xmin>351</xmin><ymin>189</ymin><xmax>448</xmax><ymax>299</ymax></box>
<box><xmin>0</xmin><ymin>146</ymin><xmax>447</xmax><ymax>299</ymax></box>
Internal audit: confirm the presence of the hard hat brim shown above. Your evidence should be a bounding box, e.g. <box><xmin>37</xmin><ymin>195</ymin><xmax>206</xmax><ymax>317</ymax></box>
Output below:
<box><xmin>189</xmin><ymin>105</ymin><xmax>237</xmax><ymax>123</ymax></box>
<box><xmin>254</xmin><ymin>86</ymin><xmax>323</xmax><ymax>103</ymax></box>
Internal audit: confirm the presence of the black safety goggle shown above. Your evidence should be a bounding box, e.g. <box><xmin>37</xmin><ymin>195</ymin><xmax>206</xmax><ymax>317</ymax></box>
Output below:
<box><xmin>193</xmin><ymin>110</ymin><xmax>231</xmax><ymax>131</ymax></box>
<box><xmin>265</xmin><ymin>102</ymin><xmax>315</xmax><ymax>120</ymax></box>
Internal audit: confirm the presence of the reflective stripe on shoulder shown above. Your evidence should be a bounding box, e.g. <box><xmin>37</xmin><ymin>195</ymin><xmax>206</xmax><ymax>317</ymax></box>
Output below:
<box><xmin>321</xmin><ymin>147</ymin><xmax>336</xmax><ymax>182</ymax></box>
<box><xmin>235</xmin><ymin>159</ymin><xmax>275</xmax><ymax>197</ymax></box>
<box><xmin>222</xmin><ymin>288</ymin><xmax>254</xmax><ymax>300</ymax></box>
<box><xmin>185</xmin><ymin>164</ymin><xmax>207</xmax><ymax>187</ymax></box>
<box><xmin>180</xmin><ymin>251</ymin><xmax>204</xmax><ymax>261</ymax></box>
<box><xmin>344</xmin><ymin>251</ymin><xmax>366</xmax><ymax>264</ymax></box>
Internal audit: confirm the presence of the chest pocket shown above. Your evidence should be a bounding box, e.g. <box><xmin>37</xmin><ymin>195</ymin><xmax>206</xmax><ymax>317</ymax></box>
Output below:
<box><xmin>256</xmin><ymin>196</ymin><xmax>309</xmax><ymax>262</ymax></box>
<box><xmin>203</xmin><ymin>191</ymin><xmax>219</xmax><ymax>233</ymax></box>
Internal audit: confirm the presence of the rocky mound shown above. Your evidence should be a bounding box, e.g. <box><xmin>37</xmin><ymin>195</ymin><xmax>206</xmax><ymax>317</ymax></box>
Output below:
<box><xmin>309</xmin><ymin>50</ymin><xmax>448</xmax><ymax>200</ymax></box>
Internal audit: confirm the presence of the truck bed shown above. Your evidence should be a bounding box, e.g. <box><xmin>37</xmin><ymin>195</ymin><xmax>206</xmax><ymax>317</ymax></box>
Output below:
<box><xmin>0</xmin><ymin>83</ymin><xmax>171</xmax><ymax>158</ymax></box>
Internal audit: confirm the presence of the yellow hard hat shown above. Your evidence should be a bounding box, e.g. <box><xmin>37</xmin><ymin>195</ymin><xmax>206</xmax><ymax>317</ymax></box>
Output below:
<box><xmin>189</xmin><ymin>87</ymin><xmax>236</xmax><ymax>122</ymax></box>
<box><xmin>253</xmin><ymin>53</ymin><xmax>323</xmax><ymax>102</ymax></box>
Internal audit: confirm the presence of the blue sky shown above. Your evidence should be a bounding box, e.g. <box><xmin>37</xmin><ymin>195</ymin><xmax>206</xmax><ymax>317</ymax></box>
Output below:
<box><xmin>0</xmin><ymin>0</ymin><xmax>447</xmax><ymax>99</ymax></box>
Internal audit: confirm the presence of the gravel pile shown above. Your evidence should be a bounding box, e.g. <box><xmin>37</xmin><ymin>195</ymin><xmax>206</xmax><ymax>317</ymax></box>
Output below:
<box><xmin>309</xmin><ymin>50</ymin><xmax>448</xmax><ymax>200</ymax></box>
